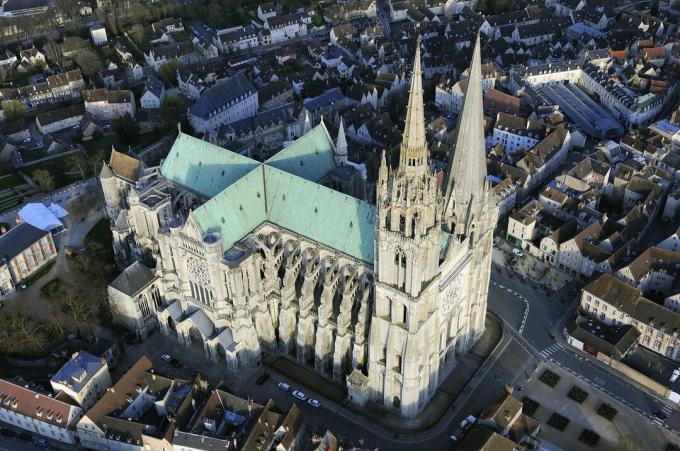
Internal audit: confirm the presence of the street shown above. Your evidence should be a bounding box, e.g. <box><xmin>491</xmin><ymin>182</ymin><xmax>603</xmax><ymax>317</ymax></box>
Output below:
<box><xmin>487</xmin><ymin>257</ymin><xmax>680</xmax><ymax>438</ymax></box>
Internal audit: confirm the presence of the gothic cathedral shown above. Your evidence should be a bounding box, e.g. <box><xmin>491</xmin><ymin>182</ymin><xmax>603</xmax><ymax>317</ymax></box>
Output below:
<box><xmin>102</xmin><ymin>35</ymin><xmax>497</xmax><ymax>419</ymax></box>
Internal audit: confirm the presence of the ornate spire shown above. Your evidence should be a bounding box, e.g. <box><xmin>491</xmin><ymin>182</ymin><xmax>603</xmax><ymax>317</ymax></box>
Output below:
<box><xmin>444</xmin><ymin>34</ymin><xmax>488</xmax><ymax>215</ymax></box>
<box><xmin>303</xmin><ymin>110</ymin><xmax>312</xmax><ymax>134</ymax></box>
<box><xmin>335</xmin><ymin>116</ymin><xmax>348</xmax><ymax>166</ymax></box>
<box><xmin>399</xmin><ymin>39</ymin><xmax>428</xmax><ymax>169</ymax></box>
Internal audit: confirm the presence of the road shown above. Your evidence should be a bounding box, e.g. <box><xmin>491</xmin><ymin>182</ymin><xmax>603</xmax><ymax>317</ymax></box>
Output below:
<box><xmin>488</xmin><ymin>261</ymin><xmax>680</xmax><ymax>435</ymax></box>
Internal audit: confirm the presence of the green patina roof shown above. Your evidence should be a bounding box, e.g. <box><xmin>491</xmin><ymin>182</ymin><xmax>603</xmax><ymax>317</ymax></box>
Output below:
<box><xmin>160</xmin><ymin>133</ymin><xmax>260</xmax><ymax>198</ymax></box>
<box><xmin>161</xmin><ymin>125</ymin><xmax>336</xmax><ymax>199</ymax></box>
<box><xmin>265</xmin><ymin>165</ymin><xmax>375</xmax><ymax>263</ymax></box>
<box><xmin>169</xmin><ymin>125</ymin><xmax>376</xmax><ymax>263</ymax></box>
<box><xmin>265</xmin><ymin>124</ymin><xmax>336</xmax><ymax>182</ymax></box>
<box><xmin>192</xmin><ymin>165</ymin><xmax>376</xmax><ymax>263</ymax></box>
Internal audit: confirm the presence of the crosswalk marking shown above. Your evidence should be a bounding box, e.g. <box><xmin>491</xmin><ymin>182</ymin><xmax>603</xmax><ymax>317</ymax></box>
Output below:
<box><xmin>661</xmin><ymin>404</ymin><xmax>673</xmax><ymax>415</ymax></box>
<box><xmin>539</xmin><ymin>343</ymin><xmax>565</xmax><ymax>358</ymax></box>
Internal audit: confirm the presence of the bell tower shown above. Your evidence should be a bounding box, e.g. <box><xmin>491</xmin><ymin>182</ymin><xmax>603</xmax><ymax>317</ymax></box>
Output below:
<box><xmin>368</xmin><ymin>40</ymin><xmax>443</xmax><ymax>417</ymax></box>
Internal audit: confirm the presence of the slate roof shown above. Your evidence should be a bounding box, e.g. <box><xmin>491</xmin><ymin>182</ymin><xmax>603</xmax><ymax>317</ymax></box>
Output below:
<box><xmin>51</xmin><ymin>351</ymin><xmax>105</xmax><ymax>394</ymax></box>
<box><xmin>109</xmin><ymin>261</ymin><xmax>156</xmax><ymax>296</ymax></box>
<box><xmin>2</xmin><ymin>0</ymin><xmax>49</xmax><ymax>12</ymax></box>
<box><xmin>0</xmin><ymin>222</ymin><xmax>49</xmax><ymax>263</ymax></box>
<box><xmin>187</xmin><ymin>72</ymin><xmax>255</xmax><ymax>120</ymax></box>
<box><xmin>36</xmin><ymin>104</ymin><xmax>85</xmax><ymax>127</ymax></box>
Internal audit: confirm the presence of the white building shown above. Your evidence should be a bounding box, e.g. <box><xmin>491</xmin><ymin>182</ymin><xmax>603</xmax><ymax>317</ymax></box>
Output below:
<box><xmin>50</xmin><ymin>351</ymin><xmax>112</xmax><ymax>410</ymax></box>
<box><xmin>83</xmin><ymin>89</ymin><xmax>136</xmax><ymax>120</ymax></box>
<box><xmin>0</xmin><ymin>378</ymin><xmax>82</xmax><ymax>444</ymax></box>
<box><xmin>90</xmin><ymin>25</ymin><xmax>108</xmax><ymax>46</ymax></box>
<box><xmin>140</xmin><ymin>76</ymin><xmax>165</xmax><ymax>109</ymax></box>
<box><xmin>187</xmin><ymin>72</ymin><xmax>258</xmax><ymax>133</ymax></box>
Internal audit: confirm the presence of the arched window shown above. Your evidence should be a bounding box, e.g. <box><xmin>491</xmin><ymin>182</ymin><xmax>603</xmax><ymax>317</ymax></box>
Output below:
<box><xmin>399</xmin><ymin>215</ymin><xmax>406</xmax><ymax>233</ymax></box>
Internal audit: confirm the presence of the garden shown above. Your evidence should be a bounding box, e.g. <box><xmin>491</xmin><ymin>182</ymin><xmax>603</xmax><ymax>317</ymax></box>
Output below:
<box><xmin>547</xmin><ymin>412</ymin><xmax>570</xmax><ymax>431</ymax></box>
<box><xmin>596</xmin><ymin>403</ymin><xmax>618</xmax><ymax>421</ymax></box>
<box><xmin>578</xmin><ymin>429</ymin><xmax>600</xmax><ymax>447</ymax></box>
<box><xmin>539</xmin><ymin>369</ymin><xmax>561</xmax><ymax>387</ymax></box>
<box><xmin>521</xmin><ymin>397</ymin><xmax>540</xmax><ymax>416</ymax></box>
<box><xmin>566</xmin><ymin>385</ymin><xmax>589</xmax><ymax>404</ymax></box>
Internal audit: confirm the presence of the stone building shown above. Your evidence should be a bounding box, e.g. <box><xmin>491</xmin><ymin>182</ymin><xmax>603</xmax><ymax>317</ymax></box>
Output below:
<box><xmin>103</xmin><ymin>36</ymin><xmax>496</xmax><ymax>418</ymax></box>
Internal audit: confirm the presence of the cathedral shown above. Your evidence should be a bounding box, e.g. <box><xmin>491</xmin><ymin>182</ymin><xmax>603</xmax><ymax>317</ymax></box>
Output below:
<box><xmin>102</xmin><ymin>36</ymin><xmax>497</xmax><ymax>418</ymax></box>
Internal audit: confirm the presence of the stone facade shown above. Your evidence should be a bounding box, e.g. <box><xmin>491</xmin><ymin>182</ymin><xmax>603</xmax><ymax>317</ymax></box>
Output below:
<box><xmin>103</xmin><ymin>37</ymin><xmax>496</xmax><ymax>418</ymax></box>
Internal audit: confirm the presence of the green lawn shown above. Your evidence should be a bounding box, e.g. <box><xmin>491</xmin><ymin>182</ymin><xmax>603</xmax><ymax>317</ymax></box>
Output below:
<box><xmin>0</xmin><ymin>174</ymin><xmax>25</xmax><ymax>190</ymax></box>
<box><xmin>86</xmin><ymin>218</ymin><xmax>113</xmax><ymax>249</ymax></box>
<box><xmin>171</xmin><ymin>30</ymin><xmax>189</xmax><ymax>42</ymax></box>
<box><xmin>83</xmin><ymin>130</ymin><xmax>165</xmax><ymax>157</ymax></box>
<box><xmin>27</xmin><ymin>155</ymin><xmax>81</xmax><ymax>189</ymax></box>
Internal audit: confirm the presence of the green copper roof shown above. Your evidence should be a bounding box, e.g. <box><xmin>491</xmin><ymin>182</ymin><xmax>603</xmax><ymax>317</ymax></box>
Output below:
<box><xmin>192</xmin><ymin>165</ymin><xmax>376</xmax><ymax>263</ymax></box>
<box><xmin>265</xmin><ymin>124</ymin><xmax>336</xmax><ymax>182</ymax></box>
<box><xmin>192</xmin><ymin>166</ymin><xmax>267</xmax><ymax>251</ymax></box>
<box><xmin>160</xmin><ymin>133</ymin><xmax>260</xmax><ymax>198</ymax></box>
<box><xmin>264</xmin><ymin>165</ymin><xmax>375</xmax><ymax>263</ymax></box>
<box><xmin>161</xmin><ymin>125</ymin><xmax>336</xmax><ymax>197</ymax></box>
<box><xmin>165</xmin><ymin>125</ymin><xmax>375</xmax><ymax>263</ymax></box>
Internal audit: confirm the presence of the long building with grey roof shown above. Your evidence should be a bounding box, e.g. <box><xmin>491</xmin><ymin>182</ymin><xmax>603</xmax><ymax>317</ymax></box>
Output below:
<box><xmin>187</xmin><ymin>71</ymin><xmax>258</xmax><ymax>133</ymax></box>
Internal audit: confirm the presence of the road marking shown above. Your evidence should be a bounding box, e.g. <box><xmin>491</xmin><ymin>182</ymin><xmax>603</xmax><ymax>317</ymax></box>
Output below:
<box><xmin>539</xmin><ymin>343</ymin><xmax>564</xmax><ymax>358</ymax></box>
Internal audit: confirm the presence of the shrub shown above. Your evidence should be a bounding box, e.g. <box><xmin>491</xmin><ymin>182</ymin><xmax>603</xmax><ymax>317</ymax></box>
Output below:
<box><xmin>521</xmin><ymin>397</ymin><xmax>540</xmax><ymax>416</ymax></box>
<box><xmin>596</xmin><ymin>403</ymin><xmax>617</xmax><ymax>421</ymax></box>
<box><xmin>567</xmin><ymin>386</ymin><xmax>589</xmax><ymax>404</ymax></box>
<box><xmin>539</xmin><ymin>369</ymin><xmax>561</xmax><ymax>387</ymax></box>
<box><xmin>578</xmin><ymin>429</ymin><xmax>600</xmax><ymax>447</ymax></box>
<box><xmin>547</xmin><ymin>412</ymin><xmax>570</xmax><ymax>431</ymax></box>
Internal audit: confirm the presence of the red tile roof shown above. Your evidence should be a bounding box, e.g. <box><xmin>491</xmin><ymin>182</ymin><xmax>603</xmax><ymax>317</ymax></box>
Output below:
<box><xmin>0</xmin><ymin>379</ymin><xmax>81</xmax><ymax>427</ymax></box>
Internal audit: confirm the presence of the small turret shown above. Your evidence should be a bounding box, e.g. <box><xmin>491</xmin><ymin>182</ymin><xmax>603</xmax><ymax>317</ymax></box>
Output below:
<box><xmin>335</xmin><ymin>117</ymin><xmax>348</xmax><ymax>166</ymax></box>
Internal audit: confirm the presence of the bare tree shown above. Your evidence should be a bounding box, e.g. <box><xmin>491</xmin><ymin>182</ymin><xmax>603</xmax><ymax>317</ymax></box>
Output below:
<box><xmin>32</xmin><ymin>169</ymin><xmax>55</xmax><ymax>192</ymax></box>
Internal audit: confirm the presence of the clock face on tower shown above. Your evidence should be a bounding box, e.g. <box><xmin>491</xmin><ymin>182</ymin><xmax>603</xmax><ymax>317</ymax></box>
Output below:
<box><xmin>442</xmin><ymin>271</ymin><xmax>467</xmax><ymax>316</ymax></box>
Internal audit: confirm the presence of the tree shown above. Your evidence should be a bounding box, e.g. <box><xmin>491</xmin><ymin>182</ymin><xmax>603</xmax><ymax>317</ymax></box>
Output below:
<box><xmin>116</xmin><ymin>113</ymin><xmax>139</xmax><ymax>146</ymax></box>
<box><xmin>2</xmin><ymin>100</ymin><xmax>26</xmax><ymax>121</ymax></box>
<box><xmin>73</xmin><ymin>48</ymin><xmax>103</xmax><ymax>77</ymax></box>
<box><xmin>56</xmin><ymin>0</ymin><xmax>79</xmax><ymax>19</ymax></box>
<box><xmin>158</xmin><ymin>58</ymin><xmax>181</xmax><ymax>86</ymax></box>
<box><xmin>162</xmin><ymin>95</ymin><xmax>186</xmax><ymax>108</ymax></box>
<box><xmin>32</xmin><ymin>169</ymin><xmax>55</xmax><ymax>192</ymax></box>
<box><xmin>301</xmin><ymin>79</ymin><xmax>325</xmax><ymax>99</ymax></box>
<box><xmin>68</xmin><ymin>152</ymin><xmax>88</xmax><ymax>180</ymax></box>
<box><xmin>475</xmin><ymin>0</ymin><xmax>488</xmax><ymax>14</ymax></box>
<box><xmin>60</xmin><ymin>283</ymin><xmax>98</xmax><ymax>335</ymax></box>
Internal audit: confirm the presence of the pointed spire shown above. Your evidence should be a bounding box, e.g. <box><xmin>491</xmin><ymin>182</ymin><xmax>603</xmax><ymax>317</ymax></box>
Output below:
<box><xmin>303</xmin><ymin>110</ymin><xmax>312</xmax><ymax>134</ymax></box>
<box><xmin>335</xmin><ymin>117</ymin><xmax>348</xmax><ymax>165</ymax></box>
<box><xmin>399</xmin><ymin>38</ymin><xmax>428</xmax><ymax>169</ymax></box>
<box><xmin>444</xmin><ymin>34</ymin><xmax>488</xmax><ymax>214</ymax></box>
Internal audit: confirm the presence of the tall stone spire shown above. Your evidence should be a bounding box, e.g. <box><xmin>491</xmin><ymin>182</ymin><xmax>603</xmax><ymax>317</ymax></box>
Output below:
<box><xmin>399</xmin><ymin>39</ymin><xmax>428</xmax><ymax>169</ymax></box>
<box><xmin>444</xmin><ymin>34</ymin><xmax>488</xmax><ymax>217</ymax></box>
<box><xmin>335</xmin><ymin>116</ymin><xmax>348</xmax><ymax>166</ymax></box>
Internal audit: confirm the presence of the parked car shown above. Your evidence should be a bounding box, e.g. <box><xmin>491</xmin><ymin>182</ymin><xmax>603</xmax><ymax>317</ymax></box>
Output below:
<box><xmin>256</xmin><ymin>373</ymin><xmax>270</xmax><ymax>385</ymax></box>
<box><xmin>161</xmin><ymin>354</ymin><xmax>172</xmax><ymax>362</ymax></box>
<box><xmin>32</xmin><ymin>438</ymin><xmax>49</xmax><ymax>448</ymax></box>
<box><xmin>277</xmin><ymin>382</ymin><xmax>290</xmax><ymax>392</ymax></box>
<box><xmin>512</xmin><ymin>248</ymin><xmax>524</xmax><ymax>257</ymax></box>
<box><xmin>653</xmin><ymin>410</ymin><xmax>668</xmax><ymax>421</ymax></box>
<box><xmin>308</xmin><ymin>398</ymin><xmax>320</xmax><ymax>408</ymax></box>
<box><xmin>292</xmin><ymin>390</ymin><xmax>307</xmax><ymax>401</ymax></box>
<box><xmin>169</xmin><ymin>358</ymin><xmax>183</xmax><ymax>368</ymax></box>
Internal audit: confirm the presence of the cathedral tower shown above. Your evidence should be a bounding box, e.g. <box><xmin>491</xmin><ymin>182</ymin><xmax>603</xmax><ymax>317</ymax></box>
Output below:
<box><xmin>367</xmin><ymin>35</ymin><xmax>497</xmax><ymax>417</ymax></box>
<box><xmin>368</xmin><ymin>40</ymin><xmax>444</xmax><ymax>417</ymax></box>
